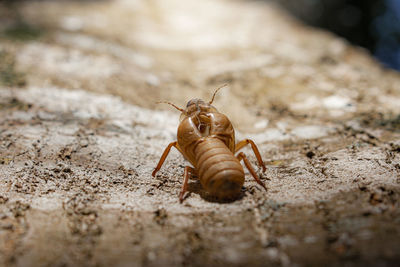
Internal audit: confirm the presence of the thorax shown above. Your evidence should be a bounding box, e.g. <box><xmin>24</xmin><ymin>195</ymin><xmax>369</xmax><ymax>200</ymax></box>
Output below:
<box><xmin>177</xmin><ymin>111</ymin><xmax>235</xmax><ymax>165</ymax></box>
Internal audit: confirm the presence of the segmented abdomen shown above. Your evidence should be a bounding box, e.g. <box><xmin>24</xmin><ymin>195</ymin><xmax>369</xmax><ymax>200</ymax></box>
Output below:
<box><xmin>194</xmin><ymin>137</ymin><xmax>244</xmax><ymax>199</ymax></box>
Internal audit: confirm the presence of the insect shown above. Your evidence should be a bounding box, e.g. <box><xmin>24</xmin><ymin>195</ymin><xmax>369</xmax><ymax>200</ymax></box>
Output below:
<box><xmin>152</xmin><ymin>85</ymin><xmax>267</xmax><ymax>202</ymax></box>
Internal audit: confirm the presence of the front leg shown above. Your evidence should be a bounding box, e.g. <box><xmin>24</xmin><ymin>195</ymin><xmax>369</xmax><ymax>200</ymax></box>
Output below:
<box><xmin>152</xmin><ymin>141</ymin><xmax>181</xmax><ymax>177</ymax></box>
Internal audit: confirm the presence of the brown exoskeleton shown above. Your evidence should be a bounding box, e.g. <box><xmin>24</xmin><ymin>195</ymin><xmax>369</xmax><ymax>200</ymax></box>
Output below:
<box><xmin>152</xmin><ymin>85</ymin><xmax>267</xmax><ymax>202</ymax></box>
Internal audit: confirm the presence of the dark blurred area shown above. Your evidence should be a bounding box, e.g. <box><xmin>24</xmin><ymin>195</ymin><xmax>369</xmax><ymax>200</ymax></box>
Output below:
<box><xmin>267</xmin><ymin>0</ymin><xmax>400</xmax><ymax>71</ymax></box>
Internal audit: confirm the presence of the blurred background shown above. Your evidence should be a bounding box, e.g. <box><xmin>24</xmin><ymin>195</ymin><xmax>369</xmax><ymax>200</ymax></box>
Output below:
<box><xmin>267</xmin><ymin>0</ymin><xmax>400</xmax><ymax>71</ymax></box>
<box><xmin>1</xmin><ymin>0</ymin><xmax>399</xmax><ymax>71</ymax></box>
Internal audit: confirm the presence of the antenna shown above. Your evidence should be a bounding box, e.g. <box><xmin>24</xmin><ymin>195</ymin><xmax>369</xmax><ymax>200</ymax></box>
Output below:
<box><xmin>209</xmin><ymin>84</ymin><xmax>228</xmax><ymax>104</ymax></box>
<box><xmin>156</xmin><ymin>101</ymin><xmax>185</xmax><ymax>112</ymax></box>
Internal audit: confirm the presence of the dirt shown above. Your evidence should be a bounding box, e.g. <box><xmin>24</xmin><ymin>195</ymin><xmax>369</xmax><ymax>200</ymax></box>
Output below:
<box><xmin>0</xmin><ymin>0</ymin><xmax>399</xmax><ymax>266</ymax></box>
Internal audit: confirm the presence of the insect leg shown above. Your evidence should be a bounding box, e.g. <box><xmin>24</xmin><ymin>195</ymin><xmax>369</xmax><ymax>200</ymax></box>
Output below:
<box><xmin>179</xmin><ymin>166</ymin><xmax>195</xmax><ymax>203</ymax></box>
<box><xmin>235</xmin><ymin>139</ymin><xmax>266</xmax><ymax>172</ymax></box>
<box><xmin>237</xmin><ymin>152</ymin><xmax>267</xmax><ymax>191</ymax></box>
<box><xmin>152</xmin><ymin>141</ymin><xmax>180</xmax><ymax>177</ymax></box>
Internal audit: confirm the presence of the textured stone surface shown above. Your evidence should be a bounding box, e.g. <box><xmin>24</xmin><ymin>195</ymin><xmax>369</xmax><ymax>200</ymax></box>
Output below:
<box><xmin>0</xmin><ymin>0</ymin><xmax>399</xmax><ymax>266</ymax></box>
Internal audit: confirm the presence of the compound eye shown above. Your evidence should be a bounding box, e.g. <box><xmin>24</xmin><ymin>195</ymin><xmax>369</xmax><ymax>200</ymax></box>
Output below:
<box><xmin>179</xmin><ymin>113</ymin><xmax>187</xmax><ymax>122</ymax></box>
<box><xmin>186</xmin><ymin>99</ymin><xmax>200</xmax><ymax>107</ymax></box>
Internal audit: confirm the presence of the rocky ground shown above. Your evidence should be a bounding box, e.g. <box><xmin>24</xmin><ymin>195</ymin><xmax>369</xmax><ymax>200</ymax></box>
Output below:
<box><xmin>0</xmin><ymin>0</ymin><xmax>399</xmax><ymax>266</ymax></box>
